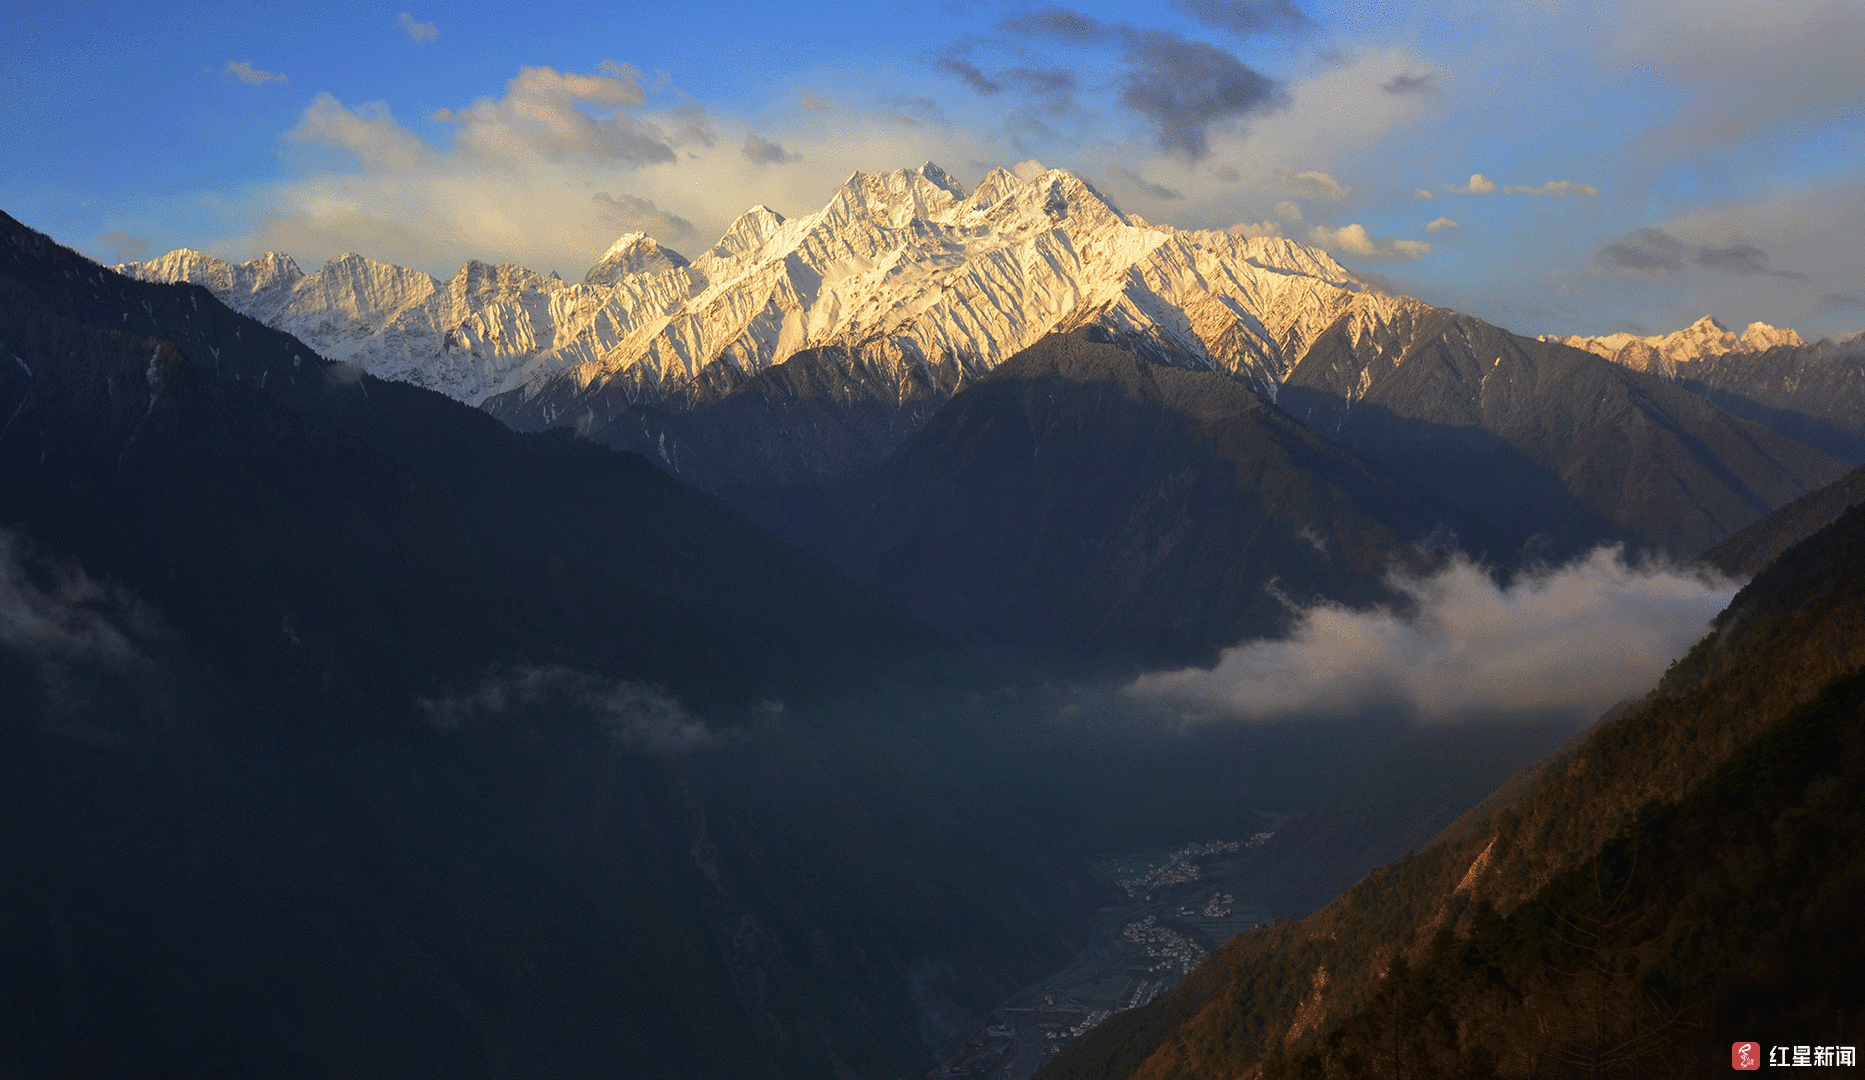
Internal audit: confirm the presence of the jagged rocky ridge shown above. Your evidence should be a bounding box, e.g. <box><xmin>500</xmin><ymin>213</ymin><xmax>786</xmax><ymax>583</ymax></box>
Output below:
<box><xmin>116</xmin><ymin>164</ymin><xmax>1396</xmax><ymax>423</ymax></box>
<box><xmin>1548</xmin><ymin>313</ymin><xmax>1809</xmax><ymax>375</ymax></box>
<box><xmin>120</xmin><ymin>166</ymin><xmax>1864</xmax><ymax>444</ymax></box>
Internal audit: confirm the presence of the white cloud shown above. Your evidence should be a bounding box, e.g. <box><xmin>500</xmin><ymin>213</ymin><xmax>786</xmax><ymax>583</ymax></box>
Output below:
<box><xmin>1453</xmin><ymin>173</ymin><xmax>1498</xmax><ymax>194</ymax></box>
<box><xmin>1051</xmin><ymin>45</ymin><xmax>1442</xmax><ymax>235</ymax></box>
<box><xmin>225</xmin><ymin>60</ymin><xmax>286</xmax><ymax>86</ymax></box>
<box><xmin>1424</xmin><ymin>216</ymin><xmax>1458</xmax><ymax>231</ymax></box>
<box><xmin>742</xmin><ymin>133</ymin><xmax>801</xmax><ymax>164</ymax></box>
<box><xmin>1599</xmin><ymin>0</ymin><xmax>1865</xmax><ymax>156</ymax></box>
<box><xmin>1279</xmin><ymin>168</ymin><xmax>1349</xmax><ymax>199</ymax></box>
<box><xmin>431</xmin><ymin>63</ymin><xmax>673</xmax><ymax>163</ymax></box>
<box><xmin>591</xmin><ymin>191</ymin><xmax>697</xmax><ymax>241</ymax></box>
<box><xmin>1275</xmin><ymin>200</ymin><xmax>1303</xmax><ymax>222</ymax></box>
<box><xmin>289</xmin><ymin>94</ymin><xmax>432</xmax><ymax>172</ymax></box>
<box><xmin>423</xmin><ymin>665</ymin><xmax>720</xmax><ymax>753</ymax></box>
<box><xmin>213</xmin><ymin>65</ymin><xmax>1005</xmax><ymax>279</ymax></box>
<box><xmin>1128</xmin><ymin>547</ymin><xmax>1738</xmax><ymax>725</ymax></box>
<box><xmin>1504</xmin><ymin>180</ymin><xmax>1599</xmax><ymax>197</ymax></box>
<box><xmin>1308</xmin><ymin>222</ymin><xmax>1431</xmax><ymax>262</ymax></box>
<box><xmin>178</xmin><ymin>32</ymin><xmax>1463</xmax><ymax>281</ymax></box>
<box><xmin>396</xmin><ymin>12</ymin><xmax>438</xmax><ymax>42</ymax></box>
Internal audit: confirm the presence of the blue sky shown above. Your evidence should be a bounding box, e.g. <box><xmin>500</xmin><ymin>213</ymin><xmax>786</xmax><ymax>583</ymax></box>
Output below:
<box><xmin>4</xmin><ymin>0</ymin><xmax>1862</xmax><ymax>339</ymax></box>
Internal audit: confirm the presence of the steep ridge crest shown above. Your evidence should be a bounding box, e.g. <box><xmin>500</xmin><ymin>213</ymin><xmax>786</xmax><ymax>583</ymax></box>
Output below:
<box><xmin>1547</xmin><ymin>313</ymin><xmax>1809</xmax><ymax>375</ymax></box>
<box><xmin>120</xmin><ymin>163</ymin><xmax>1419</xmax><ymax>413</ymax></box>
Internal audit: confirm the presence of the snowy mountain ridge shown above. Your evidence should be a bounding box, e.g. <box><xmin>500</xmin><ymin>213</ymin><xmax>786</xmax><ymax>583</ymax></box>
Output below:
<box><xmin>119</xmin><ymin>163</ymin><xmax>1421</xmax><ymax>409</ymax></box>
<box><xmin>120</xmin><ymin>163</ymin><xmax>1843</xmax><ymax>428</ymax></box>
<box><xmin>1545</xmin><ymin>315</ymin><xmax>1810</xmax><ymax>376</ymax></box>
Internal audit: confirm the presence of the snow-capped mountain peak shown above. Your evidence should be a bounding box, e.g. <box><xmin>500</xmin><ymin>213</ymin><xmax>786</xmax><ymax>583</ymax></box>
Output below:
<box><xmin>584</xmin><ymin>232</ymin><xmax>689</xmax><ymax>286</ymax></box>
<box><xmin>118</xmin><ymin>162</ymin><xmax>1413</xmax><ymax>409</ymax></box>
<box><xmin>1548</xmin><ymin>315</ymin><xmax>1811</xmax><ymax>375</ymax></box>
<box><xmin>131</xmin><ymin>248</ymin><xmax>303</xmax><ymax>300</ymax></box>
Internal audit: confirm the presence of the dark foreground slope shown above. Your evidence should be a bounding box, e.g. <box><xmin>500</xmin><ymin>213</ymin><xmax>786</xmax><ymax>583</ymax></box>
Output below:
<box><xmin>0</xmin><ymin>211</ymin><xmax>954</xmax><ymax>716</ymax></box>
<box><xmin>784</xmin><ymin>333</ymin><xmax>1457</xmax><ymax>671</ymax></box>
<box><xmin>0</xmin><ymin>212</ymin><xmax>1090</xmax><ymax>1079</ymax></box>
<box><xmin>1040</xmin><ymin>493</ymin><xmax>1865</xmax><ymax>1079</ymax></box>
<box><xmin>1703</xmin><ymin>462</ymin><xmax>1865</xmax><ymax>576</ymax></box>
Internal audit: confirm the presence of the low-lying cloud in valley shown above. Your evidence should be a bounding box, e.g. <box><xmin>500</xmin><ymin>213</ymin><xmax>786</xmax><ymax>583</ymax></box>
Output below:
<box><xmin>422</xmin><ymin>665</ymin><xmax>720</xmax><ymax>754</ymax></box>
<box><xmin>1</xmin><ymin>530</ymin><xmax>154</xmax><ymax>674</ymax></box>
<box><xmin>0</xmin><ymin>529</ymin><xmax>167</xmax><ymax>726</ymax></box>
<box><xmin>1130</xmin><ymin>546</ymin><xmax>1741</xmax><ymax>725</ymax></box>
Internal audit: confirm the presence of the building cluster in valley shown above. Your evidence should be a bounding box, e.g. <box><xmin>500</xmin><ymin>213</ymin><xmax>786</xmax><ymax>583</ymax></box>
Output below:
<box><xmin>931</xmin><ymin>840</ymin><xmax>1270</xmax><ymax>1079</ymax></box>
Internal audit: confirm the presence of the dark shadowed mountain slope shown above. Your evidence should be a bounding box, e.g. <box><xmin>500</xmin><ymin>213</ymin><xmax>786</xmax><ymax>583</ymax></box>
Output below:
<box><xmin>1702</xmin><ymin>461</ymin><xmax>1865</xmax><ymax>576</ymax></box>
<box><xmin>0</xmin><ymin>211</ymin><xmax>1101</xmax><ymax>1080</ymax></box>
<box><xmin>1662</xmin><ymin>338</ymin><xmax>1865</xmax><ymax>465</ymax></box>
<box><xmin>1038</xmin><ymin>490</ymin><xmax>1865</xmax><ymax>1080</ymax></box>
<box><xmin>533</xmin><ymin>343</ymin><xmax>949</xmax><ymax>512</ymax></box>
<box><xmin>1281</xmin><ymin>307</ymin><xmax>1849</xmax><ymax>559</ymax></box>
<box><xmin>0</xmin><ymin>209</ymin><xmax>955</xmax><ymax>717</ymax></box>
<box><xmin>122</xmin><ymin>168</ymin><xmax>1854</xmax><ymax>577</ymax></box>
<box><xmin>783</xmin><ymin>332</ymin><xmax>1461</xmax><ymax>671</ymax></box>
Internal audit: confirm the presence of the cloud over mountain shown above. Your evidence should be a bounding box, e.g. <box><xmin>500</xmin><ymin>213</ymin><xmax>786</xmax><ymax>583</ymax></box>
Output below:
<box><xmin>431</xmin><ymin>63</ymin><xmax>677</xmax><ymax>164</ymax></box>
<box><xmin>0</xmin><ymin>530</ymin><xmax>162</xmax><ymax>714</ymax></box>
<box><xmin>1602</xmin><ymin>225</ymin><xmax>1800</xmax><ymax>278</ymax></box>
<box><xmin>422</xmin><ymin>665</ymin><xmax>720</xmax><ymax>754</ymax></box>
<box><xmin>1129</xmin><ymin>547</ymin><xmax>1739</xmax><ymax>725</ymax></box>
<box><xmin>1307</xmin><ymin>223</ymin><xmax>1429</xmax><ymax>262</ymax></box>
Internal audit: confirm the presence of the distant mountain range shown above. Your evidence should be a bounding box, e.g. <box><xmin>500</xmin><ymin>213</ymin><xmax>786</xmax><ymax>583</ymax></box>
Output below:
<box><xmin>117</xmin><ymin>164</ymin><xmax>1864</xmax><ymax>667</ymax></box>
<box><xmin>1551</xmin><ymin>315</ymin><xmax>1865</xmax><ymax>464</ymax></box>
<box><xmin>118</xmin><ymin>164</ymin><xmax>1865</xmax><ymax>498</ymax></box>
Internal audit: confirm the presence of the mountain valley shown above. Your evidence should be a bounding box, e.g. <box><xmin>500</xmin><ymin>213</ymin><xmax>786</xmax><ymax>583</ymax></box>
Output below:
<box><xmin>9</xmin><ymin>155</ymin><xmax>1865</xmax><ymax>1079</ymax></box>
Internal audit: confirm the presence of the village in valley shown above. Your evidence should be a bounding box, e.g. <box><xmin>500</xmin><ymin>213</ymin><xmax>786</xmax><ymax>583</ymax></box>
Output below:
<box><xmin>931</xmin><ymin>833</ymin><xmax>1276</xmax><ymax>1079</ymax></box>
